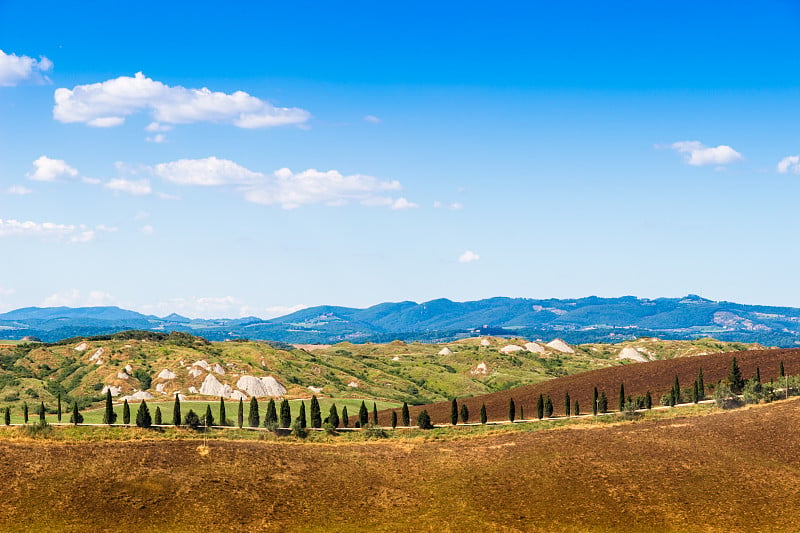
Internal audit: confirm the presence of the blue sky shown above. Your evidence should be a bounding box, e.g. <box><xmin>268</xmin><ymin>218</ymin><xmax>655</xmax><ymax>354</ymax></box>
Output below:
<box><xmin>2</xmin><ymin>1</ymin><xmax>800</xmax><ymax>317</ymax></box>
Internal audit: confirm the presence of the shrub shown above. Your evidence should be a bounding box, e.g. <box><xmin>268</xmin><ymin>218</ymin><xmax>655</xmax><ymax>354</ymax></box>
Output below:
<box><xmin>714</xmin><ymin>381</ymin><xmax>742</xmax><ymax>409</ymax></box>
<box><xmin>417</xmin><ymin>409</ymin><xmax>434</xmax><ymax>429</ymax></box>
<box><xmin>291</xmin><ymin>416</ymin><xmax>308</xmax><ymax>439</ymax></box>
<box><xmin>184</xmin><ymin>409</ymin><xmax>201</xmax><ymax>429</ymax></box>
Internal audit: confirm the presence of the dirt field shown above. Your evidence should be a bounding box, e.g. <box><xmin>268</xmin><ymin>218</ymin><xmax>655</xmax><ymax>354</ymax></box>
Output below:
<box><xmin>397</xmin><ymin>347</ymin><xmax>800</xmax><ymax>425</ymax></box>
<box><xmin>1</xmin><ymin>397</ymin><xmax>799</xmax><ymax>532</ymax></box>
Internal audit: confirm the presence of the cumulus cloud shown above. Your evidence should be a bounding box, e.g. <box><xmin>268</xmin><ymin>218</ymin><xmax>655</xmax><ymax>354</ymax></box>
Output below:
<box><xmin>152</xmin><ymin>157</ymin><xmax>408</xmax><ymax>209</ymax></box>
<box><xmin>42</xmin><ymin>289</ymin><xmax>114</xmax><ymax>307</ymax></box>
<box><xmin>5</xmin><ymin>185</ymin><xmax>32</xmax><ymax>195</ymax></box>
<box><xmin>104</xmin><ymin>178</ymin><xmax>152</xmax><ymax>196</ymax></box>
<box><xmin>0</xmin><ymin>49</ymin><xmax>52</xmax><ymax>86</ymax></box>
<box><xmin>669</xmin><ymin>141</ymin><xmax>743</xmax><ymax>166</ymax></box>
<box><xmin>0</xmin><ymin>218</ymin><xmax>113</xmax><ymax>243</ymax></box>
<box><xmin>458</xmin><ymin>250</ymin><xmax>480</xmax><ymax>263</ymax></box>
<box><xmin>53</xmin><ymin>72</ymin><xmax>311</xmax><ymax>130</ymax></box>
<box><xmin>27</xmin><ymin>156</ymin><xmax>79</xmax><ymax>182</ymax></box>
<box><xmin>777</xmin><ymin>155</ymin><xmax>800</xmax><ymax>175</ymax></box>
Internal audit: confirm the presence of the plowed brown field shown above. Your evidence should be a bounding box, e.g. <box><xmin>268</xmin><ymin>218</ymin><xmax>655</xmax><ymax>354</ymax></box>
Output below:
<box><xmin>394</xmin><ymin>348</ymin><xmax>800</xmax><ymax>425</ymax></box>
<box><xmin>1</xmin><ymin>398</ymin><xmax>800</xmax><ymax>532</ymax></box>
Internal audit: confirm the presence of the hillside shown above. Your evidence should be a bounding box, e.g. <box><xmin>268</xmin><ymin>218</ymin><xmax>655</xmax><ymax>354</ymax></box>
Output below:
<box><xmin>4</xmin><ymin>294</ymin><xmax>800</xmax><ymax>345</ymax></box>
<box><xmin>0</xmin><ymin>332</ymin><xmax>759</xmax><ymax>411</ymax></box>
<box><xmin>2</xmin><ymin>398</ymin><xmax>799</xmax><ymax>531</ymax></box>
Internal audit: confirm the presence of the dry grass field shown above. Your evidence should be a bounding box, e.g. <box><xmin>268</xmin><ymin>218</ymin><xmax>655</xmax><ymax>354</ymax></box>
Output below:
<box><xmin>1</xmin><ymin>397</ymin><xmax>799</xmax><ymax>532</ymax></box>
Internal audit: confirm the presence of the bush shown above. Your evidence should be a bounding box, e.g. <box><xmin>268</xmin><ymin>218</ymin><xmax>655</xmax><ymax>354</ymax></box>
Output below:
<box><xmin>291</xmin><ymin>416</ymin><xmax>308</xmax><ymax>439</ymax></box>
<box><xmin>184</xmin><ymin>409</ymin><xmax>201</xmax><ymax>429</ymax></box>
<box><xmin>713</xmin><ymin>382</ymin><xmax>742</xmax><ymax>409</ymax></box>
<box><xmin>363</xmin><ymin>423</ymin><xmax>387</xmax><ymax>439</ymax></box>
<box><xmin>417</xmin><ymin>409</ymin><xmax>434</xmax><ymax>429</ymax></box>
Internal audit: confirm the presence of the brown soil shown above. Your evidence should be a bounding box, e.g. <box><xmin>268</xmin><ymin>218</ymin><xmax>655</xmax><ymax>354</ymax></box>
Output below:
<box><xmin>395</xmin><ymin>348</ymin><xmax>800</xmax><ymax>424</ymax></box>
<box><xmin>1</xmin><ymin>398</ymin><xmax>800</xmax><ymax>532</ymax></box>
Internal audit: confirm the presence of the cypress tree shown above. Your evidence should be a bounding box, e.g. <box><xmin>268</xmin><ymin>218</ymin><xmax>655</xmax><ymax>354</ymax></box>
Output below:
<box><xmin>38</xmin><ymin>401</ymin><xmax>46</xmax><ymax>423</ymax></box>
<box><xmin>536</xmin><ymin>394</ymin><xmax>544</xmax><ymax>420</ymax></box>
<box><xmin>238</xmin><ymin>398</ymin><xmax>244</xmax><ymax>428</ymax></box>
<box><xmin>219</xmin><ymin>397</ymin><xmax>227</xmax><ymax>426</ymax></box>
<box><xmin>372</xmin><ymin>402</ymin><xmax>379</xmax><ymax>425</ymax></box>
<box><xmin>329</xmin><ymin>403</ymin><xmax>340</xmax><ymax>428</ymax></box>
<box><xmin>519</xmin><ymin>406</ymin><xmax>524</xmax><ymax>420</ymax></box>
<box><xmin>779</xmin><ymin>361</ymin><xmax>785</xmax><ymax>378</ymax></box>
<box><xmin>341</xmin><ymin>405</ymin><xmax>349</xmax><ymax>428</ymax></box>
<box><xmin>565</xmin><ymin>392</ymin><xmax>571</xmax><ymax>417</ymax></box>
<box><xmin>728</xmin><ymin>356</ymin><xmax>744</xmax><ymax>394</ymax></box>
<box><xmin>573</xmin><ymin>400</ymin><xmax>580</xmax><ymax>416</ymax></box>
<box><xmin>391</xmin><ymin>411</ymin><xmax>397</xmax><ymax>429</ymax></box>
<box><xmin>599</xmin><ymin>391</ymin><xmax>608</xmax><ymax>413</ymax></box>
<box><xmin>508</xmin><ymin>398</ymin><xmax>516</xmax><ymax>422</ymax></box>
<box><xmin>136</xmin><ymin>400</ymin><xmax>152</xmax><ymax>428</ymax></box>
<box><xmin>645</xmin><ymin>390</ymin><xmax>652</xmax><ymax>409</ymax></box>
<box><xmin>480</xmin><ymin>403</ymin><xmax>487</xmax><ymax>424</ymax></box>
<box><xmin>359</xmin><ymin>401</ymin><xmax>368</xmax><ymax>426</ymax></box>
<box><xmin>672</xmin><ymin>375</ymin><xmax>681</xmax><ymax>405</ymax></box>
<box><xmin>173</xmin><ymin>393</ymin><xmax>182</xmax><ymax>426</ymax></box>
<box><xmin>460</xmin><ymin>403</ymin><xmax>469</xmax><ymax>424</ymax></box>
<box><xmin>248</xmin><ymin>397</ymin><xmax>260</xmax><ymax>428</ymax></box>
<box><xmin>756</xmin><ymin>366</ymin><xmax>761</xmax><ymax>384</ymax></box>
<box><xmin>401</xmin><ymin>402</ymin><xmax>410</xmax><ymax>427</ymax></box>
<box><xmin>450</xmin><ymin>398</ymin><xmax>458</xmax><ymax>425</ymax></box>
<box><xmin>592</xmin><ymin>387</ymin><xmax>598</xmax><ymax>416</ymax></box>
<box><xmin>103</xmin><ymin>389</ymin><xmax>116</xmax><ymax>425</ymax></box>
<box><xmin>417</xmin><ymin>409</ymin><xmax>433</xmax><ymax>429</ymax></box>
<box><xmin>265</xmin><ymin>399</ymin><xmax>278</xmax><ymax>428</ymax></box>
<box><xmin>70</xmin><ymin>400</ymin><xmax>83</xmax><ymax>425</ymax></box>
<box><xmin>57</xmin><ymin>393</ymin><xmax>62</xmax><ymax>422</ymax></box>
<box><xmin>4</xmin><ymin>406</ymin><xmax>10</xmax><ymax>425</ymax></box>
<box><xmin>23</xmin><ymin>402</ymin><xmax>28</xmax><ymax>424</ymax></box>
<box><xmin>310</xmin><ymin>395</ymin><xmax>322</xmax><ymax>428</ymax></box>
<box><xmin>279</xmin><ymin>399</ymin><xmax>291</xmax><ymax>428</ymax></box>
<box><xmin>544</xmin><ymin>396</ymin><xmax>553</xmax><ymax>418</ymax></box>
<box><xmin>123</xmin><ymin>399</ymin><xmax>130</xmax><ymax>424</ymax></box>
<box><xmin>204</xmin><ymin>404</ymin><xmax>214</xmax><ymax>428</ymax></box>
<box><xmin>692</xmin><ymin>380</ymin><xmax>699</xmax><ymax>403</ymax></box>
<box><xmin>154</xmin><ymin>406</ymin><xmax>162</xmax><ymax>425</ymax></box>
<box><xmin>697</xmin><ymin>368</ymin><xmax>705</xmax><ymax>400</ymax></box>
<box><xmin>618</xmin><ymin>383</ymin><xmax>625</xmax><ymax>412</ymax></box>
<box><xmin>298</xmin><ymin>401</ymin><xmax>307</xmax><ymax>428</ymax></box>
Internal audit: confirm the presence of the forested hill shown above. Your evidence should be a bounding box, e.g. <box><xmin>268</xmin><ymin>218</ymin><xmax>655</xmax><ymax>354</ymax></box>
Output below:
<box><xmin>2</xmin><ymin>295</ymin><xmax>800</xmax><ymax>346</ymax></box>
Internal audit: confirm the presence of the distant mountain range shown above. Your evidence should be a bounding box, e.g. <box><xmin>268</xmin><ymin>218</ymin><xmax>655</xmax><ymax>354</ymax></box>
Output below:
<box><xmin>2</xmin><ymin>295</ymin><xmax>800</xmax><ymax>346</ymax></box>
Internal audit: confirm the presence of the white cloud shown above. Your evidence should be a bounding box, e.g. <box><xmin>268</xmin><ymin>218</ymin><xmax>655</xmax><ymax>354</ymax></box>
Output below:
<box><xmin>434</xmin><ymin>201</ymin><xmax>464</xmax><ymax>210</ymax></box>
<box><xmin>145</xmin><ymin>122</ymin><xmax>172</xmax><ymax>132</ymax></box>
<box><xmin>140</xmin><ymin>225</ymin><xmax>155</xmax><ymax>235</ymax></box>
<box><xmin>458</xmin><ymin>250</ymin><xmax>480</xmax><ymax>263</ymax></box>
<box><xmin>145</xmin><ymin>133</ymin><xmax>167</xmax><ymax>143</ymax></box>
<box><xmin>777</xmin><ymin>155</ymin><xmax>800</xmax><ymax>175</ymax></box>
<box><xmin>5</xmin><ymin>185</ymin><xmax>32</xmax><ymax>195</ymax></box>
<box><xmin>0</xmin><ymin>218</ymin><xmax>104</xmax><ymax>242</ymax></box>
<box><xmin>27</xmin><ymin>156</ymin><xmax>79</xmax><ymax>182</ymax></box>
<box><xmin>669</xmin><ymin>141</ymin><xmax>743</xmax><ymax>166</ymax></box>
<box><xmin>154</xmin><ymin>156</ymin><xmax>262</xmax><ymax>186</ymax></box>
<box><xmin>54</xmin><ymin>72</ymin><xmax>311</xmax><ymax>130</ymax></box>
<box><xmin>364</xmin><ymin>115</ymin><xmax>381</xmax><ymax>124</ymax></box>
<box><xmin>42</xmin><ymin>289</ymin><xmax>114</xmax><ymax>308</ymax></box>
<box><xmin>134</xmin><ymin>211</ymin><xmax>150</xmax><ymax>221</ymax></box>
<box><xmin>138</xmin><ymin>297</ymin><xmax>306</xmax><ymax>319</ymax></box>
<box><xmin>390</xmin><ymin>197</ymin><xmax>418</xmax><ymax>210</ymax></box>
<box><xmin>104</xmin><ymin>178</ymin><xmax>152</xmax><ymax>196</ymax></box>
<box><xmin>0</xmin><ymin>49</ymin><xmax>52</xmax><ymax>86</ymax></box>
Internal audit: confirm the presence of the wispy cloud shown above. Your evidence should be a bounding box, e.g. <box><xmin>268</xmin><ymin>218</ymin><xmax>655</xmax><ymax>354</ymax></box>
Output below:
<box><xmin>0</xmin><ymin>218</ymin><xmax>114</xmax><ymax>243</ymax></box>
<box><xmin>777</xmin><ymin>155</ymin><xmax>800</xmax><ymax>175</ymax></box>
<box><xmin>364</xmin><ymin>115</ymin><xmax>381</xmax><ymax>124</ymax></box>
<box><xmin>5</xmin><ymin>185</ymin><xmax>32</xmax><ymax>195</ymax></box>
<box><xmin>104</xmin><ymin>178</ymin><xmax>152</xmax><ymax>196</ymax></box>
<box><xmin>458</xmin><ymin>250</ymin><xmax>480</xmax><ymax>263</ymax></box>
<box><xmin>0</xmin><ymin>49</ymin><xmax>52</xmax><ymax>86</ymax></box>
<box><xmin>669</xmin><ymin>141</ymin><xmax>743</xmax><ymax>166</ymax></box>
<box><xmin>42</xmin><ymin>289</ymin><xmax>114</xmax><ymax>307</ymax></box>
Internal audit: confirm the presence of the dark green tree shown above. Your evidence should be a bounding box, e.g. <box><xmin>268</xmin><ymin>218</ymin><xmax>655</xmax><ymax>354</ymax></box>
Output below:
<box><xmin>23</xmin><ymin>402</ymin><xmax>28</xmax><ymax>424</ymax></box>
<box><xmin>341</xmin><ymin>405</ymin><xmax>349</xmax><ymax>428</ymax></box>
<box><xmin>184</xmin><ymin>409</ymin><xmax>200</xmax><ymax>429</ymax></box>
<box><xmin>460</xmin><ymin>403</ymin><xmax>469</xmax><ymax>424</ymax></box>
<box><xmin>219</xmin><ymin>397</ymin><xmax>227</xmax><ymax>426</ymax></box>
<box><xmin>204</xmin><ymin>404</ymin><xmax>214</xmax><ymax>427</ymax></box>
<box><xmin>599</xmin><ymin>391</ymin><xmax>608</xmax><ymax>413</ymax></box>
<box><xmin>103</xmin><ymin>389</ymin><xmax>116</xmax><ymax>425</ymax></box>
<box><xmin>536</xmin><ymin>394</ymin><xmax>544</xmax><ymax>420</ymax></box>
<box><xmin>57</xmin><ymin>393</ymin><xmax>62</xmax><ymax>422</ymax></box>
<box><xmin>544</xmin><ymin>396</ymin><xmax>553</xmax><ymax>418</ymax></box>
<box><xmin>154</xmin><ymin>406</ymin><xmax>162</xmax><ymax>425</ymax></box>
<box><xmin>391</xmin><ymin>411</ymin><xmax>397</xmax><ymax>429</ymax></box>
<box><xmin>123</xmin><ymin>399</ymin><xmax>131</xmax><ymax>425</ymax></box>
<box><xmin>359</xmin><ymin>401</ymin><xmax>368</xmax><ymax>426</ymax></box>
<box><xmin>565</xmin><ymin>392</ymin><xmax>571</xmax><ymax>417</ymax></box>
<box><xmin>592</xmin><ymin>387</ymin><xmax>598</xmax><ymax>416</ymax></box>
<box><xmin>310</xmin><ymin>395</ymin><xmax>322</xmax><ymax>428</ymax></box>
<box><xmin>692</xmin><ymin>380</ymin><xmax>699</xmax><ymax>403</ymax></box>
<box><xmin>238</xmin><ymin>398</ymin><xmax>244</xmax><ymax>428</ymax></box>
<box><xmin>779</xmin><ymin>361</ymin><xmax>785</xmax><ymax>378</ymax></box>
<box><xmin>450</xmin><ymin>398</ymin><xmax>458</xmax><ymax>425</ymax></box>
<box><xmin>728</xmin><ymin>356</ymin><xmax>744</xmax><ymax>394</ymax></box>
<box><xmin>508</xmin><ymin>397</ymin><xmax>516</xmax><ymax>422</ymax></box>
<box><xmin>70</xmin><ymin>400</ymin><xmax>83</xmax><ymax>425</ymax></box>
<box><xmin>417</xmin><ymin>409</ymin><xmax>433</xmax><ymax>429</ymax></box>
<box><xmin>265</xmin><ymin>398</ymin><xmax>278</xmax><ymax>428</ymax></box>
<box><xmin>401</xmin><ymin>402</ymin><xmax>410</xmax><ymax>426</ymax></box>
<box><xmin>136</xmin><ymin>400</ymin><xmax>152</xmax><ymax>428</ymax></box>
<box><xmin>672</xmin><ymin>375</ymin><xmax>681</xmax><ymax>405</ymax></box>
<box><xmin>248</xmin><ymin>397</ymin><xmax>260</xmax><ymax>428</ymax></box>
<box><xmin>328</xmin><ymin>403</ymin><xmax>340</xmax><ymax>429</ymax></box>
<box><xmin>372</xmin><ymin>402</ymin><xmax>379</xmax><ymax>425</ymax></box>
<box><xmin>298</xmin><ymin>401</ymin><xmax>307</xmax><ymax>429</ymax></box>
<box><xmin>280</xmin><ymin>399</ymin><xmax>291</xmax><ymax>428</ymax></box>
<box><xmin>3</xmin><ymin>406</ymin><xmax>10</xmax><ymax>426</ymax></box>
<box><xmin>480</xmin><ymin>403</ymin><xmax>487</xmax><ymax>424</ymax></box>
<box><xmin>38</xmin><ymin>401</ymin><xmax>46</xmax><ymax>423</ymax></box>
<box><xmin>645</xmin><ymin>390</ymin><xmax>652</xmax><ymax>409</ymax></box>
<box><xmin>697</xmin><ymin>368</ymin><xmax>705</xmax><ymax>400</ymax></box>
<box><xmin>573</xmin><ymin>400</ymin><xmax>580</xmax><ymax>416</ymax></box>
<box><xmin>618</xmin><ymin>383</ymin><xmax>625</xmax><ymax>412</ymax></box>
<box><xmin>173</xmin><ymin>393</ymin><xmax>182</xmax><ymax>426</ymax></box>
